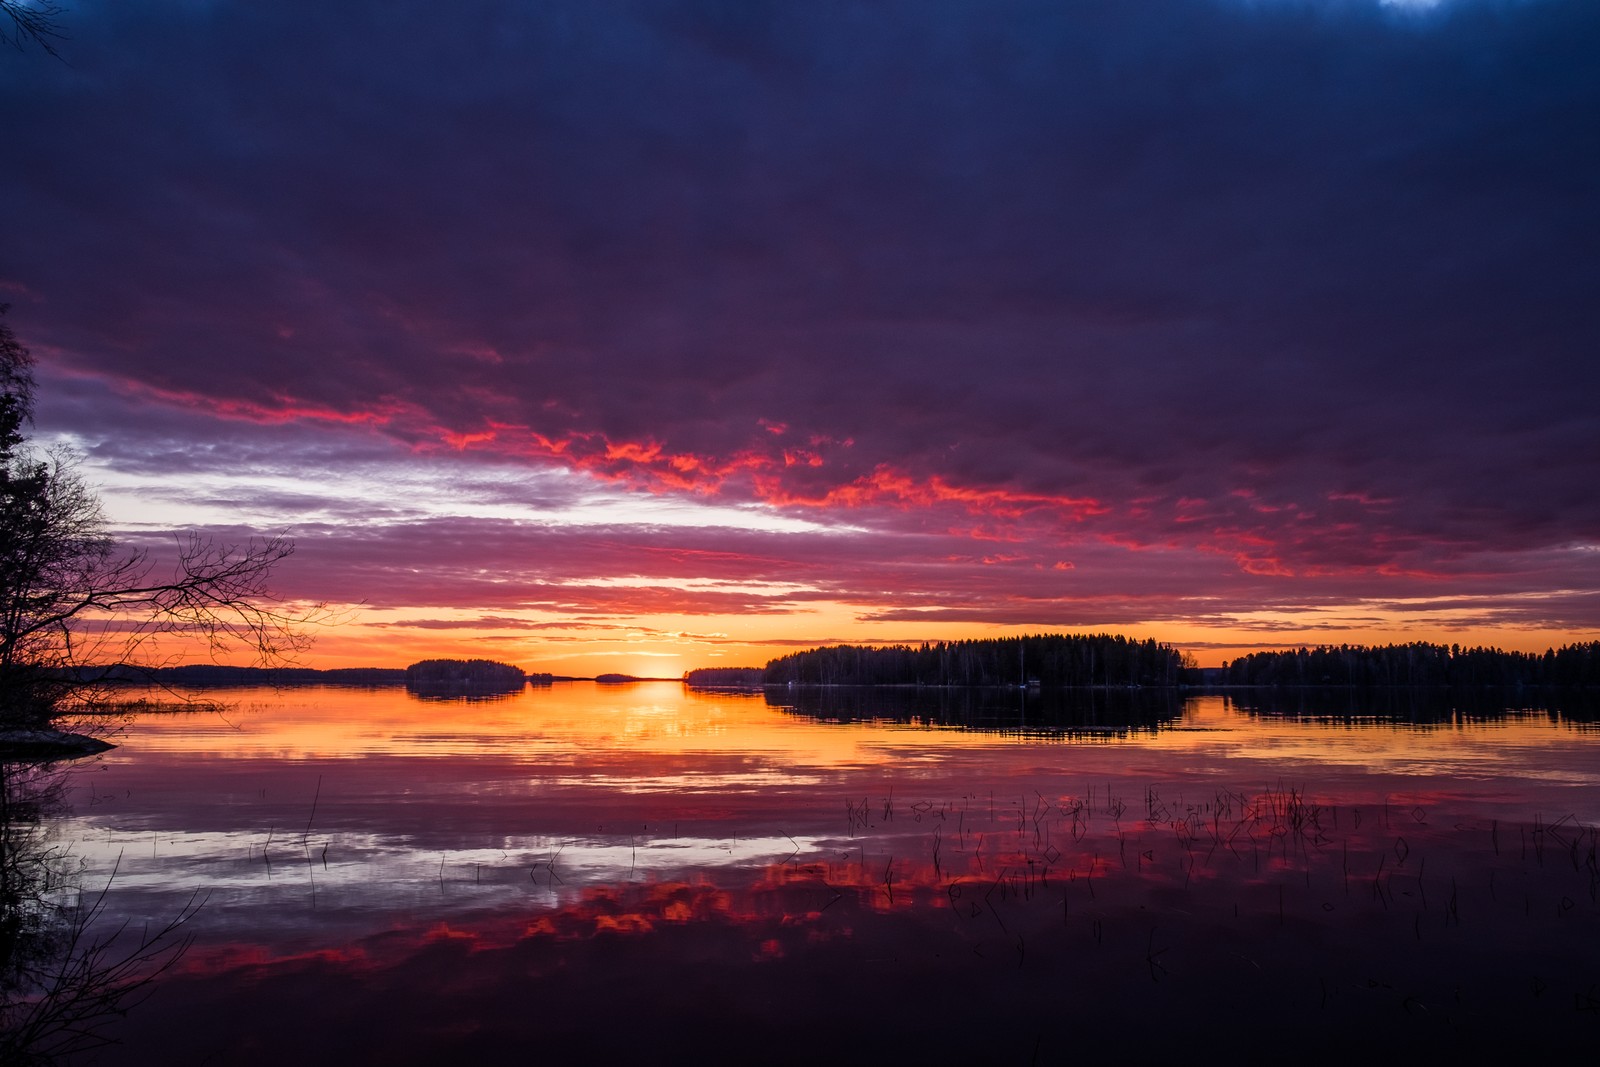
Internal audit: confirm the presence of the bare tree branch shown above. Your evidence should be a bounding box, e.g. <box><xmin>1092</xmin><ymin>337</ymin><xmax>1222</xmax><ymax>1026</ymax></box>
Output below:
<box><xmin>0</xmin><ymin>2</ymin><xmax>66</xmax><ymax>58</ymax></box>
<box><xmin>2</xmin><ymin>306</ymin><xmax>327</xmax><ymax>727</ymax></box>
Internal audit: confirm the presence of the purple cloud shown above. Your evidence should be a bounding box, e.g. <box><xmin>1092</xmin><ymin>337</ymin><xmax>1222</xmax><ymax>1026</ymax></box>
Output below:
<box><xmin>3</xmin><ymin>0</ymin><xmax>1597</xmax><ymax>661</ymax></box>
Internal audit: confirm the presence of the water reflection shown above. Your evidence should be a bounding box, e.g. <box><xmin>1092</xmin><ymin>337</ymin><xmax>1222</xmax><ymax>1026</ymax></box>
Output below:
<box><xmin>27</xmin><ymin>685</ymin><xmax>1600</xmax><ymax>1061</ymax></box>
<box><xmin>0</xmin><ymin>760</ymin><xmax>199</xmax><ymax>1064</ymax></box>
<box><xmin>403</xmin><ymin>681</ymin><xmax>525</xmax><ymax>702</ymax></box>
<box><xmin>765</xmin><ymin>684</ymin><xmax>1183</xmax><ymax>737</ymax></box>
<box><xmin>1222</xmin><ymin>686</ymin><xmax>1600</xmax><ymax>725</ymax></box>
<box><xmin>770</xmin><ymin>683</ymin><xmax>1600</xmax><ymax>733</ymax></box>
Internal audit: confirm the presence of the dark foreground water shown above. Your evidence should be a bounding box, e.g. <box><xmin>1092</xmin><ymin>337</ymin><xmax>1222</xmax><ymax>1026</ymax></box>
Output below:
<box><xmin>7</xmin><ymin>683</ymin><xmax>1600</xmax><ymax>1063</ymax></box>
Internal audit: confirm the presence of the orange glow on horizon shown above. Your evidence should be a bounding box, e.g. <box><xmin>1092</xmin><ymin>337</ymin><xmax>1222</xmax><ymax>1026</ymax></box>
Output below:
<box><xmin>232</xmin><ymin>598</ymin><xmax>1597</xmax><ymax>675</ymax></box>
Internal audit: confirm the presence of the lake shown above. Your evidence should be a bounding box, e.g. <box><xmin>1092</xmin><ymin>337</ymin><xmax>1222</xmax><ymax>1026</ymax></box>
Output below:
<box><xmin>10</xmin><ymin>683</ymin><xmax>1600</xmax><ymax>1062</ymax></box>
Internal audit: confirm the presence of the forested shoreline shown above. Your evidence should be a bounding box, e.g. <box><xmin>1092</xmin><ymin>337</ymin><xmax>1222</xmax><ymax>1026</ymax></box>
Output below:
<box><xmin>684</xmin><ymin>637</ymin><xmax>1600</xmax><ymax>691</ymax></box>
<box><xmin>688</xmin><ymin>634</ymin><xmax>1187</xmax><ymax>689</ymax></box>
<box><xmin>74</xmin><ymin>659</ymin><xmax>558</xmax><ymax>688</ymax></box>
<box><xmin>1220</xmin><ymin>641</ymin><xmax>1600</xmax><ymax>688</ymax></box>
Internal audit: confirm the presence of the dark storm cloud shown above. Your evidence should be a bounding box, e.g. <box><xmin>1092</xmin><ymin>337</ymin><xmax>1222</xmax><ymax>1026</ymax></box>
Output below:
<box><xmin>4</xmin><ymin>1</ymin><xmax>1598</xmax><ymax>611</ymax></box>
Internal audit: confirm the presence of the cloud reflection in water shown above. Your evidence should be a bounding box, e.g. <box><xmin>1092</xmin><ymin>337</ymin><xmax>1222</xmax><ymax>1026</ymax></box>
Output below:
<box><xmin>43</xmin><ymin>683</ymin><xmax>1600</xmax><ymax>1061</ymax></box>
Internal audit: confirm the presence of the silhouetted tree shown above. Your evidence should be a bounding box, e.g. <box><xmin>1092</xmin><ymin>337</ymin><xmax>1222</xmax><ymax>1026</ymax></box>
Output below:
<box><xmin>0</xmin><ymin>307</ymin><xmax>316</xmax><ymax>730</ymax></box>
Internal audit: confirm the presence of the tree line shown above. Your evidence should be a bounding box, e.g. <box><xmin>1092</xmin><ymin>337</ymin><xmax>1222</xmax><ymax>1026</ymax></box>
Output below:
<box><xmin>691</xmin><ymin>638</ymin><xmax>1600</xmax><ymax>691</ymax></box>
<box><xmin>99</xmin><ymin>664</ymin><xmax>408</xmax><ymax>686</ymax></box>
<box><xmin>756</xmin><ymin>633</ymin><xmax>1188</xmax><ymax>688</ymax></box>
<box><xmin>1221</xmin><ymin>641</ymin><xmax>1600</xmax><ymax>688</ymax></box>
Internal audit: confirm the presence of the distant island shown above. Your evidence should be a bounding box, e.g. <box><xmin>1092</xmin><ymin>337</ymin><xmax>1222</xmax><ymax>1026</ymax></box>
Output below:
<box><xmin>405</xmin><ymin>658</ymin><xmax>528</xmax><ymax>687</ymax></box>
<box><xmin>100</xmin><ymin>666</ymin><xmax>720</xmax><ymax>687</ymax></box>
<box><xmin>95</xmin><ymin>664</ymin><xmax>411</xmax><ymax>686</ymax></box>
<box><xmin>84</xmin><ymin>660</ymin><xmax>557</xmax><ymax>688</ymax></box>
<box><xmin>83</xmin><ymin>663</ymin><xmax>684</xmax><ymax>687</ymax></box>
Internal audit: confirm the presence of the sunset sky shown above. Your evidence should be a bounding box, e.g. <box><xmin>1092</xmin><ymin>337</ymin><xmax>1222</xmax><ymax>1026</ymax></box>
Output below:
<box><xmin>3</xmin><ymin>0</ymin><xmax>1597</xmax><ymax>676</ymax></box>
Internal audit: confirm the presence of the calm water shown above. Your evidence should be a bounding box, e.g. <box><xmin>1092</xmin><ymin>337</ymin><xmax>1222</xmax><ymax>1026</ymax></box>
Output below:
<box><xmin>15</xmin><ymin>683</ymin><xmax>1600</xmax><ymax>1062</ymax></box>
